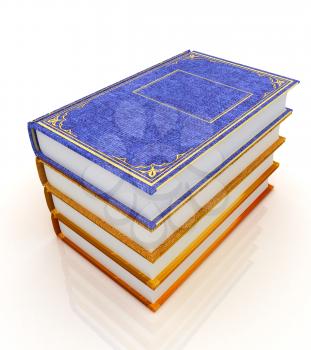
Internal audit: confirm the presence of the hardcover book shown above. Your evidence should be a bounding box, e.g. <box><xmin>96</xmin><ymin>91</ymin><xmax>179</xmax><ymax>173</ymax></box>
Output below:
<box><xmin>28</xmin><ymin>50</ymin><xmax>298</xmax><ymax>310</ymax></box>
<box><xmin>28</xmin><ymin>50</ymin><xmax>298</xmax><ymax>230</ymax></box>
<box><xmin>52</xmin><ymin>178</ymin><xmax>273</xmax><ymax>310</ymax></box>
<box><xmin>59</xmin><ymin>214</ymin><xmax>263</xmax><ymax>348</ymax></box>
<box><xmin>38</xmin><ymin>121</ymin><xmax>284</xmax><ymax>247</ymax></box>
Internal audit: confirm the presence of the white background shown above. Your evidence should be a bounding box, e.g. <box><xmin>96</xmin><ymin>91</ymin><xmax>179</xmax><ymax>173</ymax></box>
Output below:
<box><xmin>0</xmin><ymin>1</ymin><xmax>310</xmax><ymax>349</ymax></box>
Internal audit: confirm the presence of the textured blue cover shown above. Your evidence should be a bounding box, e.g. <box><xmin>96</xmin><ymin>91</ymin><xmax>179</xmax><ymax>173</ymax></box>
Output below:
<box><xmin>36</xmin><ymin>109</ymin><xmax>292</xmax><ymax>230</ymax></box>
<box><xmin>28</xmin><ymin>50</ymin><xmax>298</xmax><ymax>195</ymax></box>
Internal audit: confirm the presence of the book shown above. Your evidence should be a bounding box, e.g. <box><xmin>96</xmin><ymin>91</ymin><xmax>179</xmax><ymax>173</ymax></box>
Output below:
<box><xmin>28</xmin><ymin>50</ymin><xmax>298</xmax><ymax>311</ymax></box>
<box><xmin>52</xmin><ymin>179</ymin><xmax>273</xmax><ymax>311</ymax></box>
<box><xmin>37</xmin><ymin>123</ymin><xmax>284</xmax><ymax>252</ymax></box>
<box><xmin>28</xmin><ymin>50</ymin><xmax>298</xmax><ymax>230</ymax></box>
<box><xmin>59</xmin><ymin>209</ymin><xmax>263</xmax><ymax>348</ymax></box>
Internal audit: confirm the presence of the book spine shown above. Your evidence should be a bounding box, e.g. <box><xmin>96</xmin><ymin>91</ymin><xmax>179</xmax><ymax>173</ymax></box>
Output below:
<box><xmin>27</xmin><ymin>121</ymin><xmax>41</xmax><ymax>154</ymax></box>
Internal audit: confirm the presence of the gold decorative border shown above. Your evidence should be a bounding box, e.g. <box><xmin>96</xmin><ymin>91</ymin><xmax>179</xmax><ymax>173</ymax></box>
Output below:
<box><xmin>47</xmin><ymin>162</ymin><xmax>277</xmax><ymax>290</ymax></box>
<box><xmin>37</xmin><ymin>51</ymin><xmax>297</xmax><ymax>186</ymax></box>
<box><xmin>52</xmin><ymin>184</ymin><xmax>273</xmax><ymax>312</ymax></box>
<box><xmin>133</xmin><ymin>69</ymin><xmax>253</xmax><ymax>123</ymax></box>
<box><xmin>39</xmin><ymin>137</ymin><xmax>284</xmax><ymax>264</ymax></box>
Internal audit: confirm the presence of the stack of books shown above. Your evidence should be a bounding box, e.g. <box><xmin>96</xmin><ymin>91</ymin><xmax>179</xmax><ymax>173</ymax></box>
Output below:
<box><xmin>28</xmin><ymin>50</ymin><xmax>298</xmax><ymax>311</ymax></box>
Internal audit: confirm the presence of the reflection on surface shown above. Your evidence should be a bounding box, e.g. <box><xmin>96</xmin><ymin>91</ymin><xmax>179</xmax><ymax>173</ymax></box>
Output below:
<box><xmin>57</xmin><ymin>203</ymin><xmax>268</xmax><ymax>350</ymax></box>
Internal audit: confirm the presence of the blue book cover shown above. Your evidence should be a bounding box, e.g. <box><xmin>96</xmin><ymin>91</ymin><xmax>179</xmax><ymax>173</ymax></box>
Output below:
<box><xmin>28</xmin><ymin>50</ymin><xmax>298</xmax><ymax>198</ymax></box>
